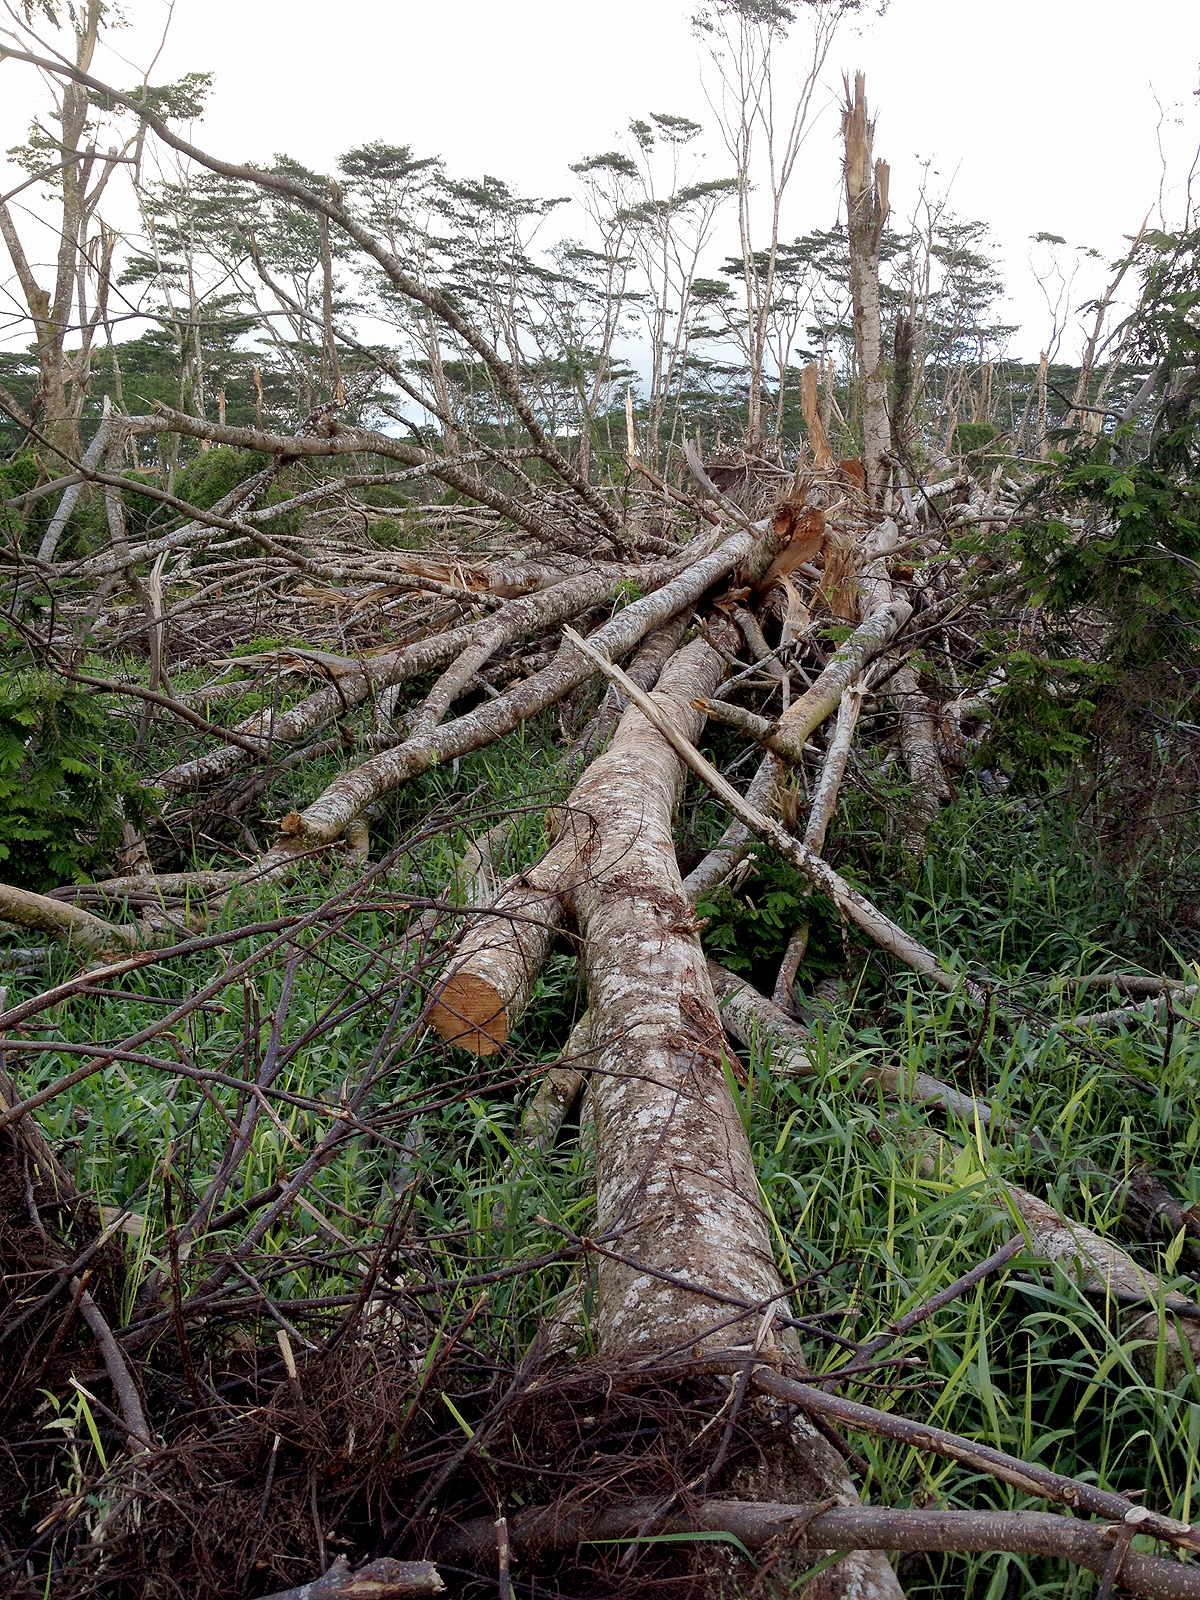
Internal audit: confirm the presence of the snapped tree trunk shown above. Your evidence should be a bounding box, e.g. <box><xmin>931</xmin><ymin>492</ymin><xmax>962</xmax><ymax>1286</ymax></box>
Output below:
<box><xmin>842</xmin><ymin>72</ymin><xmax>891</xmax><ymax>506</ymax></box>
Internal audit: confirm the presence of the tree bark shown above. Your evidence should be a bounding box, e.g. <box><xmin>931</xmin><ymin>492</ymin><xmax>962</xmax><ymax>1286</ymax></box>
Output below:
<box><xmin>842</xmin><ymin>73</ymin><xmax>891</xmax><ymax>505</ymax></box>
<box><xmin>559</xmin><ymin>626</ymin><xmax>903</xmax><ymax>1600</ymax></box>
<box><xmin>861</xmin><ymin>520</ymin><xmax>950</xmax><ymax>849</ymax></box>
<box><xmin>435</xmin><ymin>1499</ymin><xmax>1200</xmax><ymax>1600</ymax></box>
<box><xmin>428</xmin><ymin>618</ymin><xmax>692</xmax><ymax>1054</ymax></box>
<box><xmin>0</xmin><ymin>882</ymin><xmax>140</xmax><ymax>953</ymax></box>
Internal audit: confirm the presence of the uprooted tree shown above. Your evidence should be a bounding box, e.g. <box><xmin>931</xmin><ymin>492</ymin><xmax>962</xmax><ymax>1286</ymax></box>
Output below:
<box><xmin>1</xmin><ymin>5</ymin><xmax>1200</xmax><ymax>1598</ymax></box>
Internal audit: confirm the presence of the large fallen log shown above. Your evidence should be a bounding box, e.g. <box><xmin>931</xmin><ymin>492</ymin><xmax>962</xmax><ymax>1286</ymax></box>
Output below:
<box><xmin>547</xmin><ymin>623</ymin><xmax>903</xmax><ymax>1600</ymax></box>
<box><xmin>565</xmin><ymin>627</ymin><xmax>987</xmax><ymax>1005</ymax></box>
<box><xmin>0</xmin><ymin>882</ymin><xmax>141</xmax><ymax>953</ymax></box>
<box><xmin>428</xmin><ymin>618</ymin><xmax>690</xmax><ymax>1053</ymax></box>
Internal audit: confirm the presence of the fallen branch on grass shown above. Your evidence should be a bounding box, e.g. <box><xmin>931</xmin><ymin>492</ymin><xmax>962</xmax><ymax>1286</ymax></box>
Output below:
<box><xmin>435</xmin><ymin>1496</ymin><xmax>1200</xmax><ymax>1600</ymax></box>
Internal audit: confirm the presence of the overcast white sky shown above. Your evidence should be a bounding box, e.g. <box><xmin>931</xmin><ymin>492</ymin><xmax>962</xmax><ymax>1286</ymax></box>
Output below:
<box><xmin>2</xmin><ymin>0</ymin><xmax>1198</xmax><ymax>362</ymax></box>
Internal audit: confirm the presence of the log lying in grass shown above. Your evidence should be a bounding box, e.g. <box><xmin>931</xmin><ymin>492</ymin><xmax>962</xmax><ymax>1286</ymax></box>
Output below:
<box><xmin>907</xmin><ymin>1131</ymin><xmax>1200</xmax><ymax>1387</ymax></box>
<box><xmin>713</xmin><ymin>967</ymin><xmax>1200</xmax><ymax>1383</ymax></box>
<box><xmin>0</xmin><ymin>881</ymin><xmax>141</xmax><ymax>953</ymax></box>
<box><xmin>554</xmin><ymin>630</ymin><xmax>764</xmax><ymax>1349</ymax></box>
<box><xmin>427</xmin><ymin>874</ymin><xmax>565</xmax><ymax>1054</ymax></box>
<box><xmin>428</xmin><ymin>619</ymin><xmax>691</xmax><ymax>1053</ymax></box>
<box><xmin>708</xmin><ymin>960</ymin><xmax>995</xmax><ymax>1128</ymax></box>
<box><xmin>552</xmin><ymin>623</ymin><xmax>903</xmax><ymax>1600</ymax></box>
<box><xmin>435</xmin><ymin>1497</ymin><xmax>1200</xmax><ymax>1600</ymax></box>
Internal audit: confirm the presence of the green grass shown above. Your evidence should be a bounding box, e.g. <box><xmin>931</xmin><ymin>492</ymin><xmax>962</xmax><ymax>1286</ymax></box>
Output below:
<box><xmin>7</xmin><ymin>694</ymin><xmax>1200</xmax><ymax>1597</ymax></box>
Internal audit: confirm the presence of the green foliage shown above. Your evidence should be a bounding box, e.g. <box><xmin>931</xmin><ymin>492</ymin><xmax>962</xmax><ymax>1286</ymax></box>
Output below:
<box><xmin>980</xmin><ymin>648</ymin><xmax>1110</xmax><ymax>781</ymax></box>
<box><xmin>0</xmin><ymin>447</ymin><xmax>41</xmax><ymax>506</ymax></box>
<box><xmin>953</xmin><ymin>419</ymin><xmax>1000</xmax><ymax>463</ymax></box>
<box><xmin>95</xmin><ymin>73</ymin><xmax>215</xmax><ymax>123</ymax></box>
<box><xmin>695</xmin><ymin>846</ymin><xmax>844</xmax><ymax>987</ymax></box>
<box><xmin>171</xmin><ymin>445</ymin><xmax>271</xmax><ymax>511</ymax></box>
<box><xmin>0</xmin><ymin>672</ymin><xmax>157</xmax><ymax>890</ymax></box>
<box><xmin>987</xmin><ymin>227</ymin><xmax>1200</xmax><ymax>814</ymax></box>
<box><xmin>1021</xmin><ymin>453</ymin><xmax>1200</xmax><ymax>668</ymax></box>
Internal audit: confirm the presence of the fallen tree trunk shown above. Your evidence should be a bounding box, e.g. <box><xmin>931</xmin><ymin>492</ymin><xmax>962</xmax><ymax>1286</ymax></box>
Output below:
<box><xmin>552</xmin><ymin>624</ymin><xmax>903</xmax><ymax>1600</ymax></box>
<box><xmin>0</xmin><ymin>882</ymin><xmax>141</xmax><ymax>953</ymax></box>
<box><xmin>428</xmin><ymin>619</ymin><xmax>691</xmax><ymax>1053</ymax></box>
<box><xmin>711</xmin><ymin>966</ymin><xmax>1200</xmax><ymax>1354</ymax></box>
<box><xmin>272</xmin><ymin>523</ymin><xmax>760</xmax><ymax>855</ymax></box>
<box><xmin>251</xmin><ymin>1557</ymin><xmax>444</xmax><ymax>1600</ymax></box>
<box><xmin>906</xmin><ymin>1130</ymin><xmax>1200</xmax><ymax>1388</ymax></box>
<box><xmin>435</xmin><ymin>1497</ymin><xmax>1200</xmax><ymax>1600</ymax></box>
<box><xmin>698</xmin><ymin>598</ymin><xmax>911</xmax><ymax>765</ymax></box>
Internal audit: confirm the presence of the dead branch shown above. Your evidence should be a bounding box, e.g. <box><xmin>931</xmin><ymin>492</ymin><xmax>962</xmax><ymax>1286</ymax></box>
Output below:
<box><xmin>251</xmin><ymin>1557</ymin><xmax>444</xmax><ymax>1600</ymax></box>
<box><xmin>563</xmin><ymin>627</ymin><xmax>987</xmax><ymax>1004</ymax></box>
<box><xmin>436</xmin><ymin>1497</ymin><xmax>1200</xmax><ymax>1600</ymax></box>
<box><xmin>743</xmin><ymin>1364</ymin><xmax>1200</xmax><ymax>1551</ymax></box>
<box><xmin>698</xmin><ymin>598</ymin><xmax>912</xmax><ymax>763</ymax></box>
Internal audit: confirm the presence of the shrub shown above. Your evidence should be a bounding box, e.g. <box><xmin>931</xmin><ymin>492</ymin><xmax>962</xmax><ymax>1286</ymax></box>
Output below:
<box><xmin>0</xmin><ymin>672</ymin><xmax>158</xmax><ymax>890</ymax></box>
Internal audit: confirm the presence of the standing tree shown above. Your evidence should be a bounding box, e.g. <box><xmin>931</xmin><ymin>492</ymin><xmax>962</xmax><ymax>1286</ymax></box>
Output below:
<box><xmin>0</xmin><ymin>0</ymin><xmax>119</xmax><ymax>460</ymax></box>
<box><xmin>695</xmin><ymin>0</ymin><xmax>856</xmax><ymax>451</ymax></box>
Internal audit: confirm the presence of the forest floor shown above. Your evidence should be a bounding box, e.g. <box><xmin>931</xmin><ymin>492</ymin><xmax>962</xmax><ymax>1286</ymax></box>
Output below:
<box><xmin>3</xmin><ymin>460</ymin><xmax>1200</xmax><ymax>1600</ymax></box>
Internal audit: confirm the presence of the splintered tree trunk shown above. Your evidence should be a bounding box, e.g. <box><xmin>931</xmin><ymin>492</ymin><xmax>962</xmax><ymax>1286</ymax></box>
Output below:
<box><xmin>842</xmin><ymin>72</ymin><xmax>891</xmax><ymax>505</ymax></box>
<box><xmin>562</xmin><ymin>628</ymin><xmax>903</xmax><ymax>1600</ymax></box>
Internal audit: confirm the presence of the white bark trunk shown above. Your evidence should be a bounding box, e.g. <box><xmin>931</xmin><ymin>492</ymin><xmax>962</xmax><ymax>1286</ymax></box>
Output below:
<box><xmin>566</xmin><ymin>629</ymin><xmax>901</xmax><ymax>1599</ymax></box>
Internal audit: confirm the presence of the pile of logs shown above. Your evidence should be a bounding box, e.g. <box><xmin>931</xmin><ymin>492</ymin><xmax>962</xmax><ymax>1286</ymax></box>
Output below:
<box><xmin>1</xmin><ymin>52</ymin><xmax>1197</xmax><ymax>1598</ymax></box>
